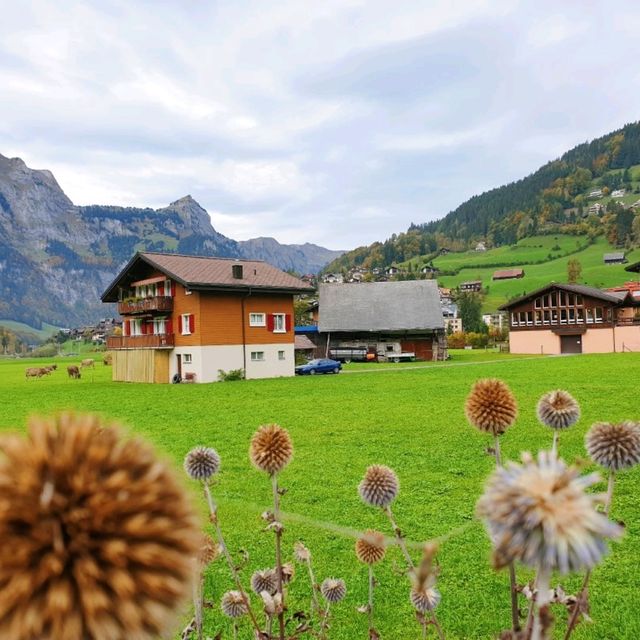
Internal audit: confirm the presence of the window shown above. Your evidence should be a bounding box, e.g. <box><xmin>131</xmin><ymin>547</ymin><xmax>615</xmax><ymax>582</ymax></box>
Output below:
<box><xmin>273</xmin><ymin>313</ymin><xmax>286</xmax><ymax>333</ymax></box>
<box><xmin>181</xmin><ymin>314</ymin><xmax>194</xmax><ymax>335</ymax></box>
<box><xmin>183</xmin><ymin>353</ymin><xmax>192</xmax><ymax>364</ymax></box>
<box><xmin>278</xmin><ymin>350</ymin><xmax>285</xmax><ymax>360</ymax></box>
<box><xmin>534</xmin><ymin>297</ymin><xmax>541</xmax><ymax>309</ymax></box>
<box><xmin>594</xmin><ymin>307</ymin><xmax>603</xmax><ymax>322</ymax></box>
<box><xmin>153</xmin><ymin>316</ymin><xmax>167</xmax><ymax>335</ymax></box>
<box><xmin>251</xmin><ymin>351</ymin><xmax>265</xmax><ymax>362</ymax></box>
<box><xmin>586</xmin><ymin>308</ymin><xmax>594</xmax><ymax>324</ymax></box>
<box><xmin>250</xmin><ymin>313</ymin><xmax>266</xmax><ymax>327</ymax></box>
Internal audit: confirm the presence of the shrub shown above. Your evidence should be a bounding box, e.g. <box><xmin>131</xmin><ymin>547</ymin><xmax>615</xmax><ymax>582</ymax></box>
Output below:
<box><xmin>218</xmin><ymin>368</ymin><xmax>245</xmax><ymax>382</ymax></box>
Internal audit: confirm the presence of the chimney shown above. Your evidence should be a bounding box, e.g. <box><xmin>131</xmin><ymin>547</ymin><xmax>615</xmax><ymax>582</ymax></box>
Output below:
<box><xmin>232</xmin><ymin>264</ymin><xmax>244</xmax><ymax>279</ymax></box>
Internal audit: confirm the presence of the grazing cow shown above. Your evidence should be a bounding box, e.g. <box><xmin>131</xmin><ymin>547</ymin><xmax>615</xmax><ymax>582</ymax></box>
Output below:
<box><xmin>25</xmin><ymin>367</ymin><xmax>45</xmax><ymax>380</ymax></box>
<box><xmin>49</xmin><ymin>364</ymin><xmax>58</xmax><ymax>370</ymax></box>
<box><xmin>67</xmin><ymin>365</ymin><xmax>81</xmax><ymax>379</ymax></box>
<box><xmin>81</xmin><ymin>358</ymin><xmax>95</xmax><ymax>369</ymax></box>
<box><xmin>41</xmin><ymin>366</ymin><xmax>54</xmax><ymax>375</ymax></box>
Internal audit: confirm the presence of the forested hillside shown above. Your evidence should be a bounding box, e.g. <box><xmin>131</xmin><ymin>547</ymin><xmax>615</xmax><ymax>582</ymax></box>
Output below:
<box><xmin>327</xmin><ymin>122</ymin><xmax>640</xmax><ymax>272</ymax></box>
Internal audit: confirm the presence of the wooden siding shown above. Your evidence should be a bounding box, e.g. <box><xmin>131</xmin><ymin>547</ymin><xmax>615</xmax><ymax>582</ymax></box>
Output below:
<box><xmin>113</xmin><ymin>350</ymin><xmax>170</xmax><ymax>383</ymax></box>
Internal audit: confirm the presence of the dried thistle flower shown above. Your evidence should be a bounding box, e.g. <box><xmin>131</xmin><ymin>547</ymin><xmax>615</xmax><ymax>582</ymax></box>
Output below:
<box><xmin>355</xmin><ymin>530</ymin><xmax>386</xmax><ymax>565</ymax></box>
<box><xmin>358</xmin><ymin>465</ymin><xmax>399</xmax><ymax>508</ymax></box>
<box><xmin>537</xmin><ymin>390</ymin><xmax>580</xmax><ymax>430</ymax></box>
<box><xmin>280</xmin><ymin>562</ymin><xmax>295</xmax><ymax>584</ymax></box>
<box><xmin>249</xmin><ymin>424</ymin><xmax>293</xmax><ymax>474</ymax></box>
<box><xmin>586</xmin><ymin>421</ymin><xmax>640</xmax><ymax>471</ymax></box>
<box><xmin>410</xmin><ymin>586</ymin><xmax>441</xmax><ymax>612</ymax></box>
<box><xmin>465</xmin><ymin>379</ymin><xmax>518</xmax><ymax>435</ymax></box>
<box><xmin>251</xmin><ymin>569</ymin><xmax>278</xmax><ymax>596</ymax></box>
<box><xmin>477</xmin><ymin>451</ymin><xmax>622</xmax><ymax>573</ymax></box>
<box><xmin>221</xmin><ymin>591</ymin><xmax>248</xmax><ymax>618</ymax></box>
<box><xmin>184</xmin><ymin>446</ymin><xmax>221</xmax><ymax>481</ymax></box>
<box><xmin>0</xmin><ymin>413</ymin><xmax>200</xmax><ymax>640</ymax></box>
<box><xmin>321</xmin><ymin>578</ymin><xmax>347</xmax><ymax>603</ymax></box>
<box><xmin>293</xmin><ymin>541</ymin><xmax>311</xmax><ymax>563</ymax></box>
<box><xmin>199</xmin><ymin>534</ymin><xmax>220</xmax><ymax>566</ymax></box>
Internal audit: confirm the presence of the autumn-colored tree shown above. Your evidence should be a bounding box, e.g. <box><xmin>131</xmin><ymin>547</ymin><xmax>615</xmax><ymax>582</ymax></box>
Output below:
<box><xmin>567</xmin><ymin>258</ymin><xmax>582</xmax><ymax>284</ymax></box>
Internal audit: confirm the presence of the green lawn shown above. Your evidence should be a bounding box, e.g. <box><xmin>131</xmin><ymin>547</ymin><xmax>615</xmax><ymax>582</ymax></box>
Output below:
<box><xmin>2</xmin><ymin>353</ymin><xmax>639</xmax><ymax>639</ymax></box>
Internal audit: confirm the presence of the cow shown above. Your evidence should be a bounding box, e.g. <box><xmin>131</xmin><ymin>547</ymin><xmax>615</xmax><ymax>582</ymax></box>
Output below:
<box><xmin>25</xmin><ymin>367</ymin><xmax>45</xmax><ymax>380</ymax></box>
<box><xmin>49</xmin><ymin>364</ymin><xmax>58</xmax><ymax>371</ymax></box>
<box><xmin>41</xmin><ymin>366</ymin><xmax>54</xmax><ymax>375</ymax></box>
<box><xmin>81</xmin><ymin>358</ymin><xmax>95</xmax><ymax>369</ymax></box>
<box><xmin>67</xmin><ymin>365</ymin><xmax>81</xmax><ymax>379</ymax></box>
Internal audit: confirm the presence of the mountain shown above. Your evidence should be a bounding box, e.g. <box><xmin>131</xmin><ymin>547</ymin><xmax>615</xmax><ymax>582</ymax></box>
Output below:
<box><xmin>0</xmin><ymin>154</ymin><xmax>343</xmax><ymax>328</ymax></box>
<box><xmin>326</xmin><ymin>122</ymin><xmax>640</xmax><ymax>272</ymax></box>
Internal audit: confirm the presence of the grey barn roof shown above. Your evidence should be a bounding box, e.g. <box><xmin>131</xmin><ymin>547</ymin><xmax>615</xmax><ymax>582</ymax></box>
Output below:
<box><xmin>318</xmin><ymin>281</ymin><xmax>444</xmax><ymax>333</ymax></box>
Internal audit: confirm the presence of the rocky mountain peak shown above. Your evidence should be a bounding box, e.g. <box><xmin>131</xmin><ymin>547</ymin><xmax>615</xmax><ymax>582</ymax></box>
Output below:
<box><xmin>163</xmin><ymin>194</ymin><xmax>214</xmax><ymax>235</ymax></box>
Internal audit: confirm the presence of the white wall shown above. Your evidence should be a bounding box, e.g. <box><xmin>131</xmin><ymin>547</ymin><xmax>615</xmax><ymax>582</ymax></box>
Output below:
<box><xmin>245</xmin><ymin>343</ymin><xmax>295</xmax><ymax>380</ymax></box>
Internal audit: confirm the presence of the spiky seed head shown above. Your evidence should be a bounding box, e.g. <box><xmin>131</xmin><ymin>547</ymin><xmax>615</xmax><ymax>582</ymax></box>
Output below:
<box><xmin>586</xmin><ymin>421</ymin><xmax>640</xmax><ymax>471</ymax></box>
<box><xmin>358</xmin><ymin>465</ymin><xmax>399</xmax><ymax>508</ymax></box>
<box><xmin>293</xmin><ymin>541</ymin><xmax>311</xmax><ymax>563</ymax></box>
<box><xmin>476</xmin><ymin>451</ymin><xmax>623</xmax><ymax>574</ymax></box>
<box><xmin>0</xmin><ymin>413</ymin><xmax>200</xmax><ymax>640</ymax></box>
<box><xmin>221</xmin><ymin>591</ymin><xmax>248</xmax><ymax>618</ymax></box>
<box><xmin>355</xmin><ymin>530</ymin><xmax>386</xmax><ymax>565</ymax></box>
<box><xmin>251</xmin><ymin>569</ymin><xmax>278</xmax><ymax>595</ymax></box>
<box><xmin>410</xmin><ymin>586</ymin><xmax>441</xmax><ymax>612</ymax></box>
<box><xmin>280</xmin><ymin>562</ymin><xmax>295</xmax><ymax>584</ymax></box>
<box><xmin>465</xmin><ymin>379</ymin><xmax>518</xmax><ymax>436</ymax></box>
<box><xmin>184</xmin><ymin>446</ymin><xmax>221</xmax><ymax>481</ymax></box>
<box><xmin>537</xmin><ymin>390</ymin><xmax>581</xmax><ymax>430</ymax></box>
<box><xmin>249</xmin><ymin>424</ymin><xmax>293</xmax><ymax>474</ymax></box>
<box><xmin>320</xmin><ymin>578</ymin><xmax>347</xmax><ymax>603</ymax></box>
<box><xmin>199</xmin><ymin>534</ymin><xmax>220</xmax><ymax>566</ymax></box>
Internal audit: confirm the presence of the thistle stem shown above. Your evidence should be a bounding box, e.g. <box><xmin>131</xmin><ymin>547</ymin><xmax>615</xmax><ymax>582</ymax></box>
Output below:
<box><xmin>552</xmin><ymin>431</ymin><xmax>558</xmax><ymax>456</ymax></box>
<box><xmin>605</xmin><ymin>470</ymin><xmax>615</xmax><ymax>517</ymax></box>
<box><xmin>531</xmin><ymin>565</ymin><xmax>551</xmax><ymax>640</ymax></box>
<box><xmin>193</xmin><ymin>567</ymin><xmax>203</xmax><ymax>640</ymax></box>
<box><xmin>233</xmin><ymin>621</ymin><xmax>238</xmax><ymax>640</ymax></box>
<box><xmin>203</xmin><ymin>483</ymin><xmax>262</xmax><ymax>635</ymax></box>
<box><xmin>368</xmin><ymin>564</ymin><xmax>375</xmax><ymax>634</ymax></box>
<box><xmin>272</xmin><ymin>473</ymin><xmax>286</xmax><ymax>640</ymax></box>
<box><xmin>319</xmin><ymin>603</ymin><xmax>331</xmax><ymax>639</ymax></box>
<box><xmin>306</xmin><ymin>559</ymin><xmax>320</xmax><ymax>617</ymax></box>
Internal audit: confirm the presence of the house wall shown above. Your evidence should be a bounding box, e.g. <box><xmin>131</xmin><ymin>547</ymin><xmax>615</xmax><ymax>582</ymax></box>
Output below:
<box><xmin>581</xmin><ymin>328</ymin><xmax>616</xmax><ymax>353</ymax></box>
<box><xmin>509</xmin><ymin>327</ymin><xmax>627</xmax><ymax>354</ymax></box>
<box><xmin>614</xmin><ymin>325</ymin><xmax>640</xmax><ymax>352</ymax></box>
<box><xmin>509</xmin><ymin>330</ymin><xmax>560</xmax><ymax>354</ymax></box>
<box><xmin>112</xmin><ymin>349</ymin><xmax>169</xmax><ymax>383</ymax></box>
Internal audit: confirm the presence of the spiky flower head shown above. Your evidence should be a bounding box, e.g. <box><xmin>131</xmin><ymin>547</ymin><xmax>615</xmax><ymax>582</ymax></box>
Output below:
<box><xmin>586</xmin><ymin>421</ymin><xmax>640</xmax><ymax>472</ymax></box>
<box><xmin>0</xmin><ymin>413</ymin><xmax>200</xmax><ymax>640</ymax></box>
<box><xmin>410</xmin><ymin>586</ymin><xmax>441</xmax><ymax>612</ymax></box>
<box><xmin>477</xmin><ymin>451</ymin><xmax>622</xmax><ymax>573</ymax></box>
<box><xmin>249</xmin><ymin>424</ymin><xmax>293</xmax><ymax>474</ymax></box>
<box><xmin>537</xmin><ymin>390</ymin><xmax>580</xmax><ymax>430</ymax></box>
<box><xmin>293</xmin><ymin>541</ymin><xmax>311</xmax><ymax>563</ymax></box>
<box><xmin>199</xmin><ymin>534</ymin><xmax>220</xmax><ymax>566</ymax></box>
<box><xmin>358</xmin><ymin>465</ymin><xmax>399</xmax><ymax>508</ymax></box>
<box><xmin>251</xmin><ymin>569</ymin><xmax>278</xmax><ymax>595</ymax></box>
<box><xmin>221</xmin><ymin>591</ymin><xmax>248</xmax><ymax>618</ymax></box>
<box><xmin>465</xmin><ymin>379</ymin><xmax>518</xmax><ymax>436</ymax></box>
<box><xmin>355</xmin><ymin>530</ymin><xmax>386</xmax><ymax>565</ymax></box>
<box><xmin>321</xmin><ymin>578</ymin><xmax>347</xmax><ymax>603</ymax></box>
<box><xmin>184</xmin><ymin>446</ymin><xmax>221</xmax><ymax>481</ymax></box>
<box><xmin>280</xmin><ymin>562</ymin><xmax>295</xmax><ymax>584</ymax></box>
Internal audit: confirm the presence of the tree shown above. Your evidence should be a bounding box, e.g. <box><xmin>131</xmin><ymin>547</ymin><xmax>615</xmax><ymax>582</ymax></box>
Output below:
<box><xmin>567</xmin><ymin>258</ymin><xmax>582</xmax><ymax>284</ymax></box>
<box><xmin>0</xmin><ymin>331</ymin><xmax>8</xmax><ymax>354</ymax></box>
<box><xmin>458</xmin><ymin>292</ymin><xmax>484</xmax><ymax>333</ymax></box>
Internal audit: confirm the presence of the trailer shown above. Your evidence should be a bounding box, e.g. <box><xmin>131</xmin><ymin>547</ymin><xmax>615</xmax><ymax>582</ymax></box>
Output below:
<box><xmin>329</xmin><ymin>347</ymin><xmax>373</xmax><ymax>363</ymax></box>
<box><xmin>376</xmin><ymin>342</ymin><xmax>416</xmax><ymax>363</ymax></box>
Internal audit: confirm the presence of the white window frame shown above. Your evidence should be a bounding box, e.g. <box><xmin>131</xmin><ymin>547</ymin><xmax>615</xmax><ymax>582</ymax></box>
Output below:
<box><xmin>251</xmin><ymin>351</ymin><xmax>265</xmax><ymax>362</ymax></box>
<box><xmin>249</xmin><ymin>313</ymin><xmax>266</xmax><ymax>327</ymax></box>
<box><xmin>153</xmin><ymin>316</ymin><xmax>167</xmax><ymax>335</ymax></box>
<box><xmin>181</xmin><ymin>314</ymin><xmax>192</xmax><ymax>335</ymax></box>
<box><xmin>273</xmin><ymin>313</ymin><xmax>286</xmax><ymax>333</ymax></box>
<box><xmin>182</xmin><ymin>353</ymin><xmax>192</xmax><ymax>364</ymax></box>
<box><xmin>278</xmin><ymin>350</ymin><xmax>285</xmax><ymax>360</ymax></box>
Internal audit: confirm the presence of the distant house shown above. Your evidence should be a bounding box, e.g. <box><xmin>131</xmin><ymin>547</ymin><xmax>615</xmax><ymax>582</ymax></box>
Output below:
<box><xmin>588</xmin><ymin>189</ymin><xmax>603</xmax><ymax>199</ymax></box>
<box><xmin>421</xmin><ymin>265</ymin><xmax>437</xmax><ymax>275</ymax></box>
<box><xmin>604</xmin><ymin>252</ymin><xmax>627</xmax><ymax>265</ymax></box>
<box><xmin>323</xmin><ymin>273</ymin><xmax>344</xmax><ymax>284</ymax></box>
<box><xmin>482</xmin><ymin>312</ymin><xmax>507</xmax><ymax>330</ymax></box>
<box><xmin>386</xmin><ymin>266</ymin><xmax>400</xmax><ymax>275</ymax></box>
<box><xmin>475</xmin><ymin>242</ymin><xmax>487</xmax><ymax>252</ymax></box>
<box><xmin>611</xmin><ymin>189</ymin><xmax>626</xmax><ymax>198</ymax></box>
<box><xmin>442</xmin><ymin>303</ymin><xmax>462</xmax><ymax>333</ymax></box>
<box><xmin>626</xmin><ymin>260</ymin><xmax>640</xmax><ymax>274</ymax></box>
<box><xmin>318</xmin><ymin>280</ymin><xmax>447</xmax><ymax>360</ymax></box>
<box><xmin>460</xmin><ymin>280</ymin><xmax>482</xmax><ymax>293</ymax></box>
<box><xmin>439</xmin><ymin>248</ymin><xmax>451</xmax><ymax>255</ymax></box>
<box><xmin>294</xmin><ymin>334</ymin><xmax>317</xmax><ymax>360</ymax></box>
<box><xmin>493</xmin><ymin>269</ymin><xmax>524</xmax><ymax>280</ymax></box>
<box><xmin>588</xmin><ymin>203</ymin><xmax>604</xmax><ymax>214</ymax></box>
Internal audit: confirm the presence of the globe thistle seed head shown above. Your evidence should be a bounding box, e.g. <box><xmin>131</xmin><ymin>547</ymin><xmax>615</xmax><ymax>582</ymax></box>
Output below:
<box><xmin>537</xmin><ymin>390</ymin><xmax>581</xmax><ymax>430</ymax></box>
<box><xmin>251</xmin><ymin>569</ymin><xmax>278</xmax><ymax>596</ymax></box>
<box><xmin>249</xmin><ymin>424</ymin><xmax>293</xmax><ymax>474</ymax></box>
<box><xmin>221</xmin><ymin>591</ymin><xmax>248</xmax><ymax>618</ymax></box>
<box><xmin>586</xmin><ymin>421</ymin><xmax>640</xmax><ymax>472</ymax></box>
<box><xmin>410</xmin><ymin>586</ymin><xmax>441</xmax><ymax>613</ymax></box>
<box><xmin>280</xmin><ymin>562</ymin><xmax>295</xmax><ymax>584</ymax></box>
<box><xmin>477</xmin><ymin>451</ymin><xmax>623</xmax><ymax>574</ymax></box>
<box><xmin>465</xmin><ymin>379</ymin><xmax>518</xmax><ymax>436</ymax></box>
<box><xmin>320</xmin><ymin>578</ymin><xmax>347</xmax><ymax>603</ymax></box>
<box><xmin>0</xmin><ymin>413</ymin><xmax>201</xmax><ymax>640</ymax></box>
<box><xmin>355</xmin><ymin>530</ymin><xmax>386</xmax><ymax>565</ymax></box>
<box><xmin>358</xmin><ymin>465</ymin><xmax>399</xmax><ymax>508</ymax></box>
<box><xmin>199</xmin><ymin>534</ymin><xmax>220</xmax><ymax>566</ymax></box>
<box><xmin>184</xmin><ymin>446</ymin><xmax>220</xmax><ymax>481</ymax></box>
<box><xmin>293</xmin><ymin>541</ymin><xmax>311</xmax><ymax>563</ymax></box>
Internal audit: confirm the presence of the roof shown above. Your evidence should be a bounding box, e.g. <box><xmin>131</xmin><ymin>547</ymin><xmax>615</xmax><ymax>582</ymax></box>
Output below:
<box><xmin>318</xmin><ymin>280</ymin><xmax>444</xmax><ymax>333</ymax></box>
<box><xmin>499</xmin><ymin>283</ymin><xmax>627</xmax><ymax>310</ymax></box>
<box><xmin>625</xmin><ymin>260</ymin><xmax>640</xmax><ymax>273</ymax></box>
<box><xmin>493</xmin><ymin>269</ymin><xmax>524</xmax><ymax>278</ymax></box>
<box><xmin>461</xmin><ymin>280</ymin><xmax>482</xmax><ymax>285</ymax></box>
<box><xmin>102</xmin><ymin>252</ymin><xmax>313</xmax><ymax>301</ymax></box>
<box><xmin>604</xmin><ymin>252</ymin><xmax>626</xmax><ymax>261</ymax></box>
<box><xmin>294</xmin><ymin>335</ymin><xmax>316</xmax><ymax>350</ymax></box>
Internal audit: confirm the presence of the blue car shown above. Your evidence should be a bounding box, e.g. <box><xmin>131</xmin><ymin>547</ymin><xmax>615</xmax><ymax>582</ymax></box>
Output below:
<box><xmin>295</xmin><ymin>358</ymin><xmax>342</xmax><ymax>375</ymax></box>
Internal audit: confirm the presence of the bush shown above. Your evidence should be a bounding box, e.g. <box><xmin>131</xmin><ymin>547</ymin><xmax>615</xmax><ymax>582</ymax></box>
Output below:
<box><xmin>217</xmin><ymin>368</ymin><xmax>245</xmax><ymax>382</ymax></box>
<box><xmin>447</xmin><ymin>332</ymin><xmax>466</xmax><ymax>349</ymax></box>
<box><xmin>30</xmin><ymin>344</ymin><xmax>58</xmax><ymax>358</ymax></box>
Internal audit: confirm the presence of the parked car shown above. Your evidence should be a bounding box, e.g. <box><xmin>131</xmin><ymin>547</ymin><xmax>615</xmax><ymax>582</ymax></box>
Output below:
<box><xmin>295</xmin><ymin>358</ymin><xmax>342</xmax><ymax>375</ymax></box>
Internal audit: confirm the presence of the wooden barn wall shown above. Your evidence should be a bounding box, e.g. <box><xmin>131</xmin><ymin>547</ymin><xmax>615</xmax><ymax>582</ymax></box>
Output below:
<box><xmin>113</xmin><ymin>350</ymin><xmax>156</xmax><ymax>383</ymax></box>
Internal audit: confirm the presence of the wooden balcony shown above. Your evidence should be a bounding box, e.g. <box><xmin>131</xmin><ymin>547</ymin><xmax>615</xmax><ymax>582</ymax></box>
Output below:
<box><xmin>117</xmin><ymin>296</ymin><xmax>173</xmax><ymax>315</ymax></box>
<box><xmin>107</xmin><ymin>334</ymin><xmax>175</xmax><ymax>350</ymax></box>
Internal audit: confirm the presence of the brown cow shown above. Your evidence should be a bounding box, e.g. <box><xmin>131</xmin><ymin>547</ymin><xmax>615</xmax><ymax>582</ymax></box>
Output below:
<box><xmin>67</xmin><ymin>365</ymin><xmax>81</xmax><ymax>379</ymax></box>
<box><xmin>81</xmin><ymin>358</ymin><xmax>95</xmax><ymax>369</ymax></box>
<box><xmin>25</xmin><ymin>367</ymin><xmax>45</xmax><ymax>380</ymax></box>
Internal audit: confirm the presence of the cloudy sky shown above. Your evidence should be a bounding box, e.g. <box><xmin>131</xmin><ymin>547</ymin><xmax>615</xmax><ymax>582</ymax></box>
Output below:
<box><xmin>1</xmin><ymin>1</ymin><xmax>639</xmax><ymax>249</ymax></box>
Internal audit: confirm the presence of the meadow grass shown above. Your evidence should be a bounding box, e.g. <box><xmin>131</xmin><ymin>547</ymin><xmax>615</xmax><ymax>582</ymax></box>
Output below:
<box><xmin>1</xmin><ymin>352</ymin><xmax>639</xmax><ymax>639</ymax></box>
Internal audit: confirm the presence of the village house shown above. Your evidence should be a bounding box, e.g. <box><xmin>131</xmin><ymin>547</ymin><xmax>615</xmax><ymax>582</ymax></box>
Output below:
<box><xmin>101</xmin><ymin>252</ymin><xmax>313</xmax><ymax>383</ymax></box>
<box><xmin>459</xmin><ymin>280</ymin><xmax>482</xmax><ymax>293</ymax></box>
<box><xmin>611</xmin><ymin>189</ymin><xmax>626</xmax><ymax>198</ymax></box>
<box><xmin>493</xmin><ymin>268</ymin><xmax>525</xmax><ymax>280</ymax></box>
<box><xmin>475</xmin><ymin>241</ymin><xmax>487</xmax><ymax>252</ymax></box>
<box><xmin>500</xmin><ymin>283</ymin><xmax>640</xmax><ymax>354</ymax></box>
<box><xmin>588</xmin><ymin>189</ymin><xmax>603</xmax><ymax>198</ymax></box>
<box><xmin>604</xmin><ymin>252</ymin><xmax>627</xmax><ymax>265</ymax></box>
<box><xmin>322</xmin><ymin>273</ymin><xmax>344</xmax><ymax>284</ymax></box>
<box><xmin>482</xmin><ymin>312</ymin><xmax>507</xmax><ymax>331</ymax></box>
<box><xmin>588</xmin><ymin>203</ymin><xmax>604</xmax><ymax>215</ymax></box>
<box><xmin>442</xmin><ymin>303</ymin><xmax>462</xmax><ymax>333</ymax></box>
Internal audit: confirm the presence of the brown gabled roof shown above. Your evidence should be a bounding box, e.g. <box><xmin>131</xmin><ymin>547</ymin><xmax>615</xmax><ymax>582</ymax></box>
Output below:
<box><xmin>101</xmin><ymin>252</ymin><xmax>313</xmax><ymax>301</ymax></box>
<box><xmin>493</xmin><ymin>268</ymin><xmax>524</xmax><ymax>279</ymax></box>
<box><xmin>498</xmin><ymin>283</ymin><xmax>627</xmax><ymax>311</ymax></box>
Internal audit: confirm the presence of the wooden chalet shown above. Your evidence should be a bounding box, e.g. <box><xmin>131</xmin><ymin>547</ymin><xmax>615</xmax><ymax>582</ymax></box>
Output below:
<box><xmin>604</xmin><ymin>252</ymin><xmax>627</xmax><ymax>265</ymax></box>
<box><xmin>460</xmin><ymin>280</ymin><xmax>482</xmax><ymax>293</ymax></box>
<box><xmin>101</xmin><ymin>252</ymin><xmax>313</xmax><ymax>383</ymax></box>
<box><xmin>493</xmin><ymin>268</ymin><xmax>524</xmax><ymax>280</ymax></box>
<box><xmin>500</xmin><ymin>283</ymin><xmax>640</xmax><ymax>354</ymax></box>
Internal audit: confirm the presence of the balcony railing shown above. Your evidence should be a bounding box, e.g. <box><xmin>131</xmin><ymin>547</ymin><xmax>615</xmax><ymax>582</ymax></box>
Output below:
<box><xmin>107</xmin><ymin>334</ymin><xmax>175</xmax><ymax>350</ymax></box>
<box><xmin>117</xmin><ymin>296</ymin><xmax>173</xmax><ymax>315</ymax></box>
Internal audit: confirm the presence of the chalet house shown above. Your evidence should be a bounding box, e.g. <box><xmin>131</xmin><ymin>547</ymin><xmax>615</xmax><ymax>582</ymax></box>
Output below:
<box><xmin>101</xmin><ymin>252</ymin><xmax>312</xmax><ymax>383</ymax></box>
<box><xmin>460</xmin><ymin>280</ymin><xmax>482</xmax><ymax>293</ymax></box>
<box><xmin>611</xmin><ymin>189</ymin><xmax>626</xmax><ymax>198</ymax></box>
<box><xmin>626</xmin><ymin>260</ymin><xmax>640</xmax><ymax>274</ymax></box>
<box><xmin>588</xmin><ymin>203</ymin><xmax>604</xmax><ymax>214</ymax></box>
<box><xmin>493</xmin><ymin>268</ymin><xmax>524</xmax><ymax>280</ymax></box>
<box><xmin>386</xmin><ymin>266</ymin><xmax>400</xmax><ymax>275</ymax></box>
<box><xmin>500</xmin><ymin>283</ymin><xmax>640</xmax><ymax>354</ymax></box>
<box><xmin>588</xmin><ymin>189</ymin><xmax>603</xmax><ymax>198</ymax></box>
<box><xmin>475</xmin><ymin>242</ymin><xmax>487</xmax><ymax>252</ymax></box>
<box><xmin>322</xmin><ymin>273</ymin><xmax>344</xmax><ymax>284</ymax></box>
<box><xmin>604</xmin><ymin>252</ymin><xmax>627</xmax><ymax>265</ymax></box>
<box><xmin>318</xmin><ymin>280</ymin><xmax>447</xmax><ymax>360</ymax></box>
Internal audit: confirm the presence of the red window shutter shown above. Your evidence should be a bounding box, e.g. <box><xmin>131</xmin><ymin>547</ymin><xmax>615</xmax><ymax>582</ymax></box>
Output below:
<box><xmin>171</xmin><ymin>281</ymin><xmax>176</xmax><ymax>297</ymax></box>
<box><xmin>157</xmin><ymin>282</ymin><xmax>164</xmax><ymax>296</ymax></box>
<box><xmin>189</xmin><ymin>314</ymin><xmax>195</xmax><ymax>334</ymax></box>
<box><xmin>285</xmin><ymin>314</ymin><xmax>292</xmax><ymax>331</ymax></box>
<box><xmin>267</xmin><ymin>314</ymin><xmax>275</xmax><ymax>332</ymax></box>
<box><xmin>166</xmin><ymin>319</ymin><xmax>172</xmax><ymax>334</ymax></box>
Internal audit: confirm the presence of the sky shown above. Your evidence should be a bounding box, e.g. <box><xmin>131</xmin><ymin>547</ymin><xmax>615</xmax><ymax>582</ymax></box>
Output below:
<box><xmin>1</xmin><ymin>1</ymin><xmax>639</xmax><ymax>250</ymax></box>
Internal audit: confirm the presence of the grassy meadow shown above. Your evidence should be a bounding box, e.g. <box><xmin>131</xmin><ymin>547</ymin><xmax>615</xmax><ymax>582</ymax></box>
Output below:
<box><xmin>2</xmin><ymin>352</ymin><xmax>640</xmax><ymax>639</ymax></box>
